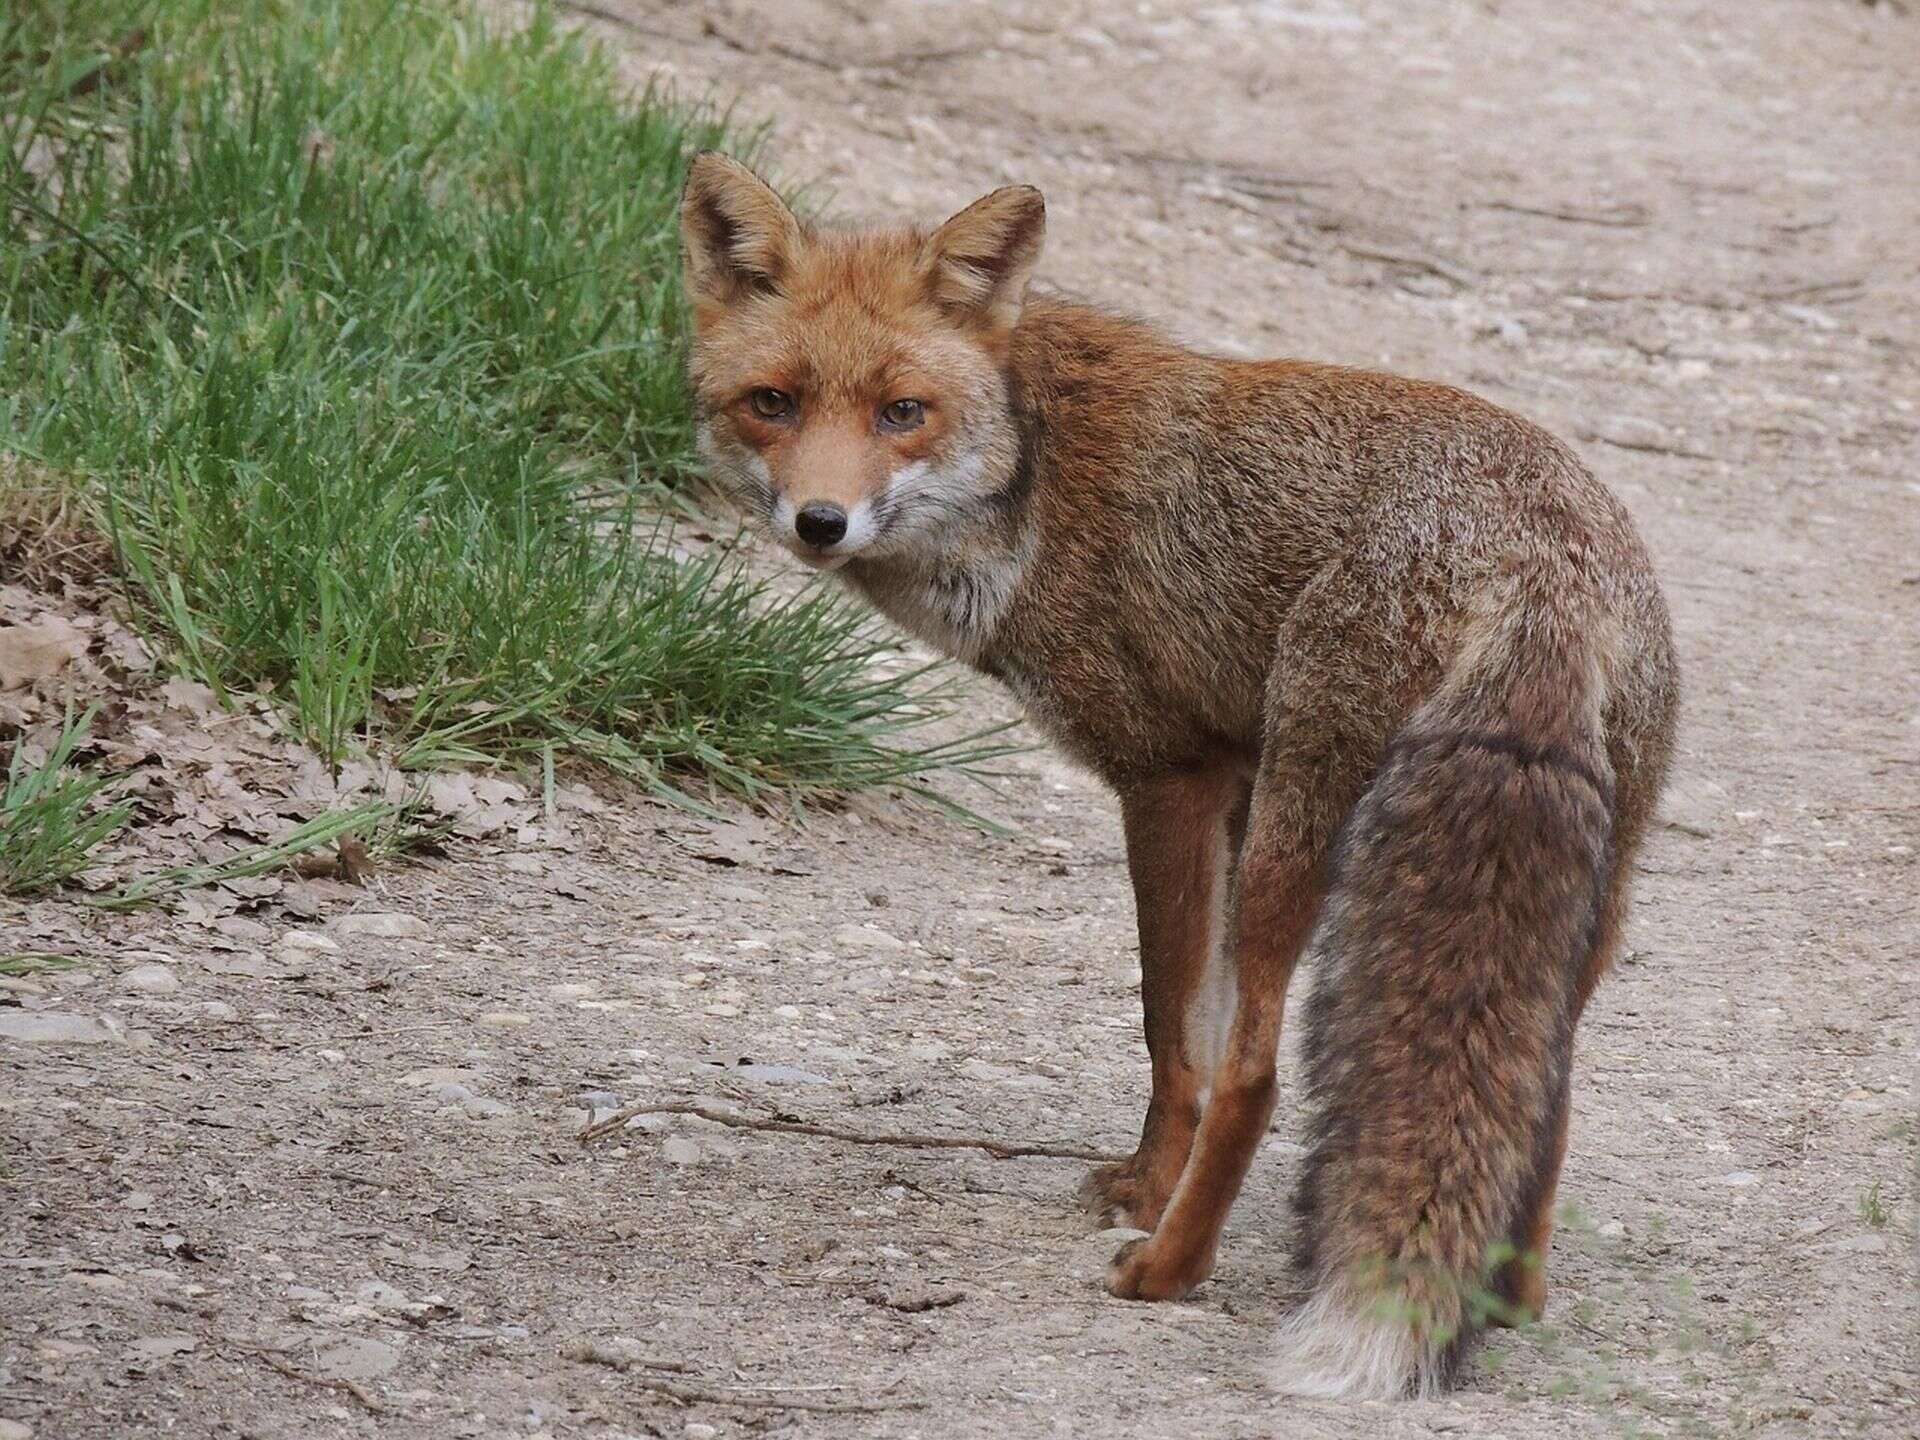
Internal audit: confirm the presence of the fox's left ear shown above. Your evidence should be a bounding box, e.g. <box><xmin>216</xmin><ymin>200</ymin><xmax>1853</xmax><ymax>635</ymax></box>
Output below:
<box><xmin>924</xmin><ymin>185</ymin><xmax>1046</xmax><ymax>333</ymax></box>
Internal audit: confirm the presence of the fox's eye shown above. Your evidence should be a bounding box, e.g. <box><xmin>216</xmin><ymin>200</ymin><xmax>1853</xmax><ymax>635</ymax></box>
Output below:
<box><xmin>748</xmin><ymin>388</ymin><xmax>795</xmax><ymax>420</ymax></box>
<box><xmin>880</xmin><ymin>398</ymin><xmax>926</xmax><ymax>430</ymax></box>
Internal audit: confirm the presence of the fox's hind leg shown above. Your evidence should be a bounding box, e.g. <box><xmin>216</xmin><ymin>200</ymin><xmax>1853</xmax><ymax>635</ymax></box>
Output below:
<box><xmin>1083</xmin><ymin>766</ymin><xmax>1249</xmax><ymax>1231</ymax></box>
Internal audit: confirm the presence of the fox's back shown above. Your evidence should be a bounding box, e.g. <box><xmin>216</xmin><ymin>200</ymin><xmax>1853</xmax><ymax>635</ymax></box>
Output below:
<box><xmin>993</xmin><ymin>300</ymin><xmax>1672</xmax><ymax>781</ymax></box>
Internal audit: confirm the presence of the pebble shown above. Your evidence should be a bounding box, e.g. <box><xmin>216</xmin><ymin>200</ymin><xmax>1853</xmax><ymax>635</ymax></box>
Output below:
<box><xmin>733</xmin><ymin>1063</ymin><xmax>831</xmax><ymax>1085</ymax></box>
<box><xmin>432</xmin><ymin>1082</ymin><xmax>476</xmax><ymax>1104</ymax></box>
<box><xmin>354</xmin><ymin>1280</ymin><xmax>410</xmax><ymax>1310</ymax></box>
<box><xmin>831</xmin><ymin>923</ymin><xmax>907</xmax><ymax>953</ymax></box>
<box><xmin>462</xmin><ymin>1096</ymin><xmax>513</xmax><ymax>1119</ymax></box>
<box><xmin>0</xmin><ymin>1012</ymin><xmax>121</xmax><ymax>1045</ymax></box>
<box><xmin>661</xmin><ymin>1137</ymin><xmax>702</xmax><ymax>1165</ymax></box>
<box><xmin>1719</xmin><ymin>1170</ymin><xmax>1761</xmax><ymax>1187</ymax></box>
<box><xmin>0</xmin><ymin>1420</ymin><xmax>32</xmax><ymax>1440</ymax></box>
<box><xmin>686</xmin><ymin>1424</ymin><xmax>718</xmax><ymax>1440</ymax></box>
<box><xmin>118</xmin><ymin>964</ymin><xmax>181</xmax><ymax>996</ymax></box>
<box><xmin>279</xmin><ymin>930</ymin><xmax>340</xmax><ymax>953</ymax></box>
<box><xmin>333</xmin><ymin>911</ymin><xmax>430</xmax><ymax>940</ymax></box>
<box><xmin>1094</xmin><ymin>1226</ymin><xmax>1149</xmax><ymax>1245</ymax></box>
<box><xmin>196</xmin><ymin>1002</ymin><xmax>238</xmax><ymax>1022</ymax></box>
<box><xmin>477</xmin><ymin>1011</ymin><xmax>531</xmax><ymax>1028</ymax></box>
<box><xmin>308</xmin><ymin>1335</ymin><xmax>400</xmax><ymax>1381</ymax></box>
<box><xmin>127</xmin><ymin>1335</ymin><xmax>198</xmax><ymax>1363</ymax></box>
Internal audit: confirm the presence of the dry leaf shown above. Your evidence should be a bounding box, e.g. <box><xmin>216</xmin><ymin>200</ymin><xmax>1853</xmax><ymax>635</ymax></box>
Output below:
<box><xmin>0</xmin><ymin>616</ymin><xmax>88</xmax><ymax>689</ymax></box>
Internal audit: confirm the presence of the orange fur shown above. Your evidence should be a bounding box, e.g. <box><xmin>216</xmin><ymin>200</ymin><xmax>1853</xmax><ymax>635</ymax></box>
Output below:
<box><xmin>680</xmin><ymin>152</ymin><xmax>1679</xmax><ymax>1399</ymax></box>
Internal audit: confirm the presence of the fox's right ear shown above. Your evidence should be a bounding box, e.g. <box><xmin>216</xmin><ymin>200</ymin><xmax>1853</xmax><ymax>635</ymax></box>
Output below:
<box><xmin>680</xmin><ymin>152</ymin><xmax>802</xmax><ymax>303</ymax></box>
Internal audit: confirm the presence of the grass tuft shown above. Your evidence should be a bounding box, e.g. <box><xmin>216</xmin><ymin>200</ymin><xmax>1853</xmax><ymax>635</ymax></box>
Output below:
<box><xmin>0</xmin><ymin>706</ymin><xmax>134</xmax><ymax>895</ymax></box>
<box><xmin>2</xmin><ymin>0</ymin><xmax>1011</xmax><ymax>810</ymax></box>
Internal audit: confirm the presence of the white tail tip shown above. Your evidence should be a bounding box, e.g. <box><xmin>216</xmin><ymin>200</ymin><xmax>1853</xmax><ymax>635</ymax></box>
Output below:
<box><xmin>1268</xmin><ymin>1281</ymin><xmax>1444</xmax><ymax>1402</ymax></box>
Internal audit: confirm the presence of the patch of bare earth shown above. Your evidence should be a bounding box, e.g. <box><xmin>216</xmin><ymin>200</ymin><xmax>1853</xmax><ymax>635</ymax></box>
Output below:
<box><xmin>3</xmin><ymin>2</ymin><xmax>1915</xmax><ymax>1437</ymax></box>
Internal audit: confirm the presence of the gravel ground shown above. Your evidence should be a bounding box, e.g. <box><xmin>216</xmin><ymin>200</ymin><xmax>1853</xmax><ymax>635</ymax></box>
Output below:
<box><xmin>3</xmin><ymin>2</ymin><xmax>1916</xmax><ymax>1438</ymax></box>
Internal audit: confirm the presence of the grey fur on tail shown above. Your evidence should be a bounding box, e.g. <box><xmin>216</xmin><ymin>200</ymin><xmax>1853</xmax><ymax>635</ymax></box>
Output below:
<box><xmin>1272</xmin><ymin>717</ymin><xmax>1615</xmax><ymax>1400</ymax></box>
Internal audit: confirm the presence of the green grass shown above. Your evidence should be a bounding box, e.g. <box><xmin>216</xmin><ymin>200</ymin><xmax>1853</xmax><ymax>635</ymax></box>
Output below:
<box><xmin>0</xmin><ymin>0</ymin><xmax>1007</xmax><ymax>809</ymax></box>
<box><xmin>0</xmin><ymin>707</ymin><xmax>134</xmax><ymax>895</ymax></box>
<box><xmin>1858</xmin><ymin>1181</ymin><xmax>1889</xmax><ymax>1228</ymax></box>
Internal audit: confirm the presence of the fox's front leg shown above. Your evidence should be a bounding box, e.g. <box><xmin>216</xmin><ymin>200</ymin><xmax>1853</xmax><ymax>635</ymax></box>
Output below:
<box><xmin>1082</xmin><ymin>767</ymin><xmax>1248</xmax><ymax>1232</ymax></box>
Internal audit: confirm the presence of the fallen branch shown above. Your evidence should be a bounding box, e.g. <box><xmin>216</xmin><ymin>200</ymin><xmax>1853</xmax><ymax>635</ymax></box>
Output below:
<box><xmin>1335</xmin><ymin>241</ymin><xmax>1474</xmax><ymax>289</ymax></box>
<box><xmin>1485</xmin><ymin>199</ymin><xmax>1649</xmax><ymax>228</ymax></box>
<box><xmin>227</xmin><ymin>1340</ymin><xmax>385</xmax><ymax>1415</ymax></box>
<box><xmin>579</xmin><ymin>1101</ymin><xmax>1122</xmax><ymax>1163</ymax></box>
<box><xmin>629</xmin><ymin>1377</ymin><xmax>924</xmax><ymax>1415</ymax></box>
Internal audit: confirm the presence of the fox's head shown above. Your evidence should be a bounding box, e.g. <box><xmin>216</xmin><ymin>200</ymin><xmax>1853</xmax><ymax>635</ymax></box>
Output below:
<box><xmin>680</xmin><ymin>152</ymin><xmax>1044</xmax><ymax>571</ymax></box>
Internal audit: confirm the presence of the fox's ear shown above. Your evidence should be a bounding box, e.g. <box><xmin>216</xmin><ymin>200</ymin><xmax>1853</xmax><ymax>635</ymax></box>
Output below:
<box><xmin>924</xmin><ymin>185</ymin><xmax>1046</xmax><ymax>333</ymax></box>
<box><xmin>680</xmin><ymin>151</ymin><xmax>803</xmax><ymax>302</ymax></box>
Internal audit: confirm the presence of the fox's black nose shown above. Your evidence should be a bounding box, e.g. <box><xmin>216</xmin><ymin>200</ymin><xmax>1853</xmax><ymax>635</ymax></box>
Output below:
<box><xmin>794</xmin><ymin>502</ymin><xmax>848</xmax><ymax>548</ymax></box>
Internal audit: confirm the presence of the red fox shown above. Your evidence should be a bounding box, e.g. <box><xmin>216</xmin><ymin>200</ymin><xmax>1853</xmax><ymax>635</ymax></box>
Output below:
<box><xmin>680</xmin><ymin>152</ymin><xmax>1679</xmax><ymax>1399</ymax></box>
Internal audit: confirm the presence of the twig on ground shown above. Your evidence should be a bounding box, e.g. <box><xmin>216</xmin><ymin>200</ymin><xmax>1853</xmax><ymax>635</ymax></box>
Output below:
<box><xmin>227</xmin><ymin>1340</ymin><xmax>386</xmax><ymax>1415</ymax></box>
<box><xmin>1485</xmin><ymin>199</ymin><xmax>1649</xmax><ymax>228</ymax></box>
<box><xmin>628</xmin><ymin>1377</ymin><xmax>925</xmax><ymax>1415</ymax></box>
<box><xmin>1334</xmin><ymin>241</ymin><xmax>1475</xmax><ymax>289</ymax></box>
<box><xmin>579</xmin><ymin>1101</ymin><xmax>1123</xmax><ymax>1162</ymax></box>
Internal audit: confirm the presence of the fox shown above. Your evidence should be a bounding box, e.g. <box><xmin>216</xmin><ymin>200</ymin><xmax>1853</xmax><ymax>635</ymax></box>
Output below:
<box><xmin>679</xmin><ymin>151</ymin><xmax>1679</xmax><ymax>1400</ymax></box>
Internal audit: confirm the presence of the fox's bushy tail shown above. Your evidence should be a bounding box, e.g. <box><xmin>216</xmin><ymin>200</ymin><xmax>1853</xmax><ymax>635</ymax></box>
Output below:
<box><xmin>1271</xmin><ymin>604</ymin><xmax>1616</xmax><ymax>1400</ymax></box>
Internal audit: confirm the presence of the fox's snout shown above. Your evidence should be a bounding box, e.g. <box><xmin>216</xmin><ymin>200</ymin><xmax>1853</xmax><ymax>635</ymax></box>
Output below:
<box><xmin>793</xmin><ymin>502</ymin><xmax>848</xmax><ymax>548</ymax></box>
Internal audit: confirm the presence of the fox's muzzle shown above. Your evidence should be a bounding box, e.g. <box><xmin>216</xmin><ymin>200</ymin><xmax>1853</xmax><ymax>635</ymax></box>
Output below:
<box><xmin>794</xmin><ymin>502</ymin><xmax>848</xmax><ymax>548</ymax></box>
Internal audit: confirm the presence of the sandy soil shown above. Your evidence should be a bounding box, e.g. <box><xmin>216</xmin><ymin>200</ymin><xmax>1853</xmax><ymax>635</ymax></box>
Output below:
<box><xmin>3</xmin><ymin>2</ymin><xmax>1917</xmax><ymax>1437</ymax></box>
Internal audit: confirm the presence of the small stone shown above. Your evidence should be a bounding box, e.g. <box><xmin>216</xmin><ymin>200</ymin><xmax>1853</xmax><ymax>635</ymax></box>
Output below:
<box><xmin>504</xmin><ymin>854</ymin><xmax>544</xmax><ymax>875</ymax></box>
<box><xmin>773</xmin><ymin>1004</ymin><xmax>803</xmax><ymax>1021</ymax></box>
<box><xmin>399</xmin><ymin>1067</ymin><xmax>485</xmax><ymax>1088</ymax></box>
<box><xmin>354</xmin><ymin>1280</ymin><xmax>409</xmax><ymax>1310</ymax></box>
<box><xmin>1094</xmin><ymin>1226</ymin><xmax>1149</xmax><ymax>1245</ymax></box>
<box><xmin>686</xmin><ymin>1424</ymin><xmax>718</xmax><ymax>1440</ymax></box>
<box><xmin>279</xmin><ymin>931</ymin><xmax>340</xmax><ymax>953</ymax></box>
<box><xmin>623</xmin><ymin>1114</ymin><xmax>671</xmax><ymax>1134</ymax></box>
<box><xmin>431</xmin><ymin>1082</ymin><xmax>476</xmax><ymax>1105</ymax></box>
<box><xmin>0</xmin><ymin>1420</ymin><xmax>32</xmax><ymax>1440</ymax></box>
<box><xmin>0</xmin><ymin>1012</ymin><xmax>121</xmax><ymax>1045</ymax></box>
<box><xmin>733</xmin><ymin>1063</ymin><xmax>831</xmax><ymax>1085</ymax></box>
<box><xmin>122</xmin><ymin>1191</ymin><xmax>154</xmax><ymax>1212</ymax></box>
<box><xmin>661</xmin><ymin>1137</ymin><xmax>702</xmax><ymax>1165</ymax></box>
<box><xmin>1598</xmin><ymin>1220</ymin><xmax>1628</xmax><ymax>1240</ymax></box>
<box><xmin>119</xmin><ymin>964</ymin><xmax>181</xmax><ymax>996</ymax></box>
<box><xmin>308</xmin><ymin>1335</ymin><xmax>399</xmax><ymax>1381</ymax></box>
<box><xmin>1719</xmin><ymin>1170</ymin><xmax>1761</xmax><ymax>1187</ymax></box>
<box><xmin>831</xmin><ymin>923</ymin><xmax>907</xmax><ymax>953</ymax></box>
<box><xmin>461</xmin><ymin>1096</ymin><xmax>513</xmax><ymax>1119</ymax></box>
<box><xmin>333</xmin><ymin>912</ymin><xmax>430</xmax><ymax>940</ymax></box>
<box><xmin>477</xmin><ymin>1011</ymin><xmax>531</xmax><ymax>1029</ymax></box>
<box><xmin>127</xmin><ymin>1334</ymin><xmax>198</xmax><ymax>1363</ymax></box>
<box><xmin>196</xmin><ymin>1002</ymin><xmax>238</xmax><ymax>1022</ymax></box>
<box><xmin>702</xmin><ymin>1002</ymin><xmax>740</xmax><ymax>1018</ymax></box>
<box><xmin>1586</xmin><ymin>415</ymin><xmax>1669</xmax><ymax>451</ymax></box>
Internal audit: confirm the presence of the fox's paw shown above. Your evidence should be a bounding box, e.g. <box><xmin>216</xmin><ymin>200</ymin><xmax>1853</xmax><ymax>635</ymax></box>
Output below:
<box><xmin>1104</xmin><ymin>1233</ymin><xmax>1212</xmax><ymax>1302</ymax></box>
<box><xmin>1080</xmin><ymin>1159</ymin><xmax>1163</xmax><ymax>1231</ymax></box>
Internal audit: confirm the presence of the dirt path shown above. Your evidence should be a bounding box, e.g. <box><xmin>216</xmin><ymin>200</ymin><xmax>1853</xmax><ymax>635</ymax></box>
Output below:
<box><xmin>4</xmin><ymin>2</ymin><xmax>1916</xmax><ymax>1437</ymax></box>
